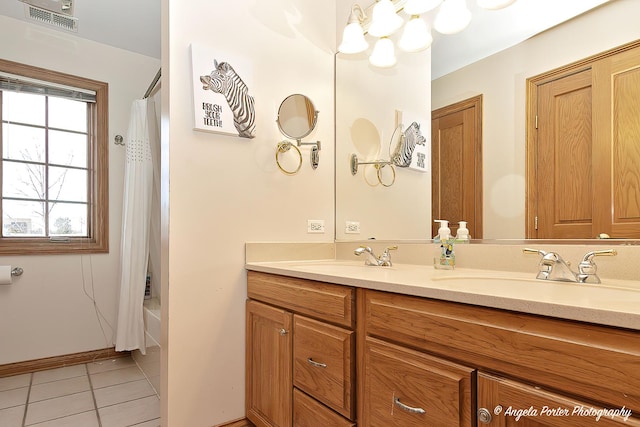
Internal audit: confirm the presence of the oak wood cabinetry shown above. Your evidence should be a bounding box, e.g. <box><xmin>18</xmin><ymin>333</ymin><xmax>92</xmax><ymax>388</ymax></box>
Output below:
<box><xmin>246</xmin><ymin>271</ymin><xmax>356</xmax><ymax>427</ymax></box>
<box><xmin>362</xmin><ymin>289</ymin><xmax>640</xmax><ymax>426</ymax></box>
<box><xmin>247</xmin><ymin>271</ymin><xmax>640</xmax><ymax>426</ymax></box>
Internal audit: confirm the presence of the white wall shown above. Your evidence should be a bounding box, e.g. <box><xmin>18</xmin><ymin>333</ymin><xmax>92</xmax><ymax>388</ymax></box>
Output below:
<box><xmin>164</xmin><ymin>0</ymin><xmax>336</xmax><ymax>425</ymax></box>
<box><xmin>0</xmin><ymin>15</ymin><xmax>160</xmax><ymax>364</ymax></box>
<box><xmin>335</xmin><ymin>3</ymin><xmax>432</xmax><ymax>241</ymax></box>
<box><xmin>432</xmin><ymin>0</ymin><xmax>640</xmax><ymax>239</ymax></box>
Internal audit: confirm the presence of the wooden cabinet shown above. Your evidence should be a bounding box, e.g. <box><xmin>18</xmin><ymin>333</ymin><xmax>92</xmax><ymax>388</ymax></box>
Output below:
<box><xmin>361</xmin><ymin>289</ymin><xmax>640</xmax><ymax>426</ymax></box>
<box><xmin>246</xmin><ymin>272</ymin><xmax>640</xmax><ymax>426</ymax></box>
<box><xmin>246</xmin><ymin>271</ymin><xmax>356</xmax><ymax>427</ymax></box>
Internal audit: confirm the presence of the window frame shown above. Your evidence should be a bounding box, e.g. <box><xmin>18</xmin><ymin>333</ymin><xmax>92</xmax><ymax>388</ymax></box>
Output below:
<box><xmin>0</xmin><ymin>59</ymin><xmax>108</xmax><ymax>255</ymax></box>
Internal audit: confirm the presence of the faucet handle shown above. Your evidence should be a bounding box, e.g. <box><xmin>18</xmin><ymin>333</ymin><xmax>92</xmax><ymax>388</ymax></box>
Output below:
<box><xmin>578</xmin><ymin>249</ymin><xmax>617</xmax><ymax>283</ymax></box>
<box><xmin>581</xmin><ymin>249</ymin><xmax>617</xmax><ymax>263</ymax></box>
<box><xmin>522</xmin><ymin>248</ymin><xmax>548</xmax><ymax>256</ymax></box>
<box><xmin>383</xmin><ymin>245</ymin><xmax>398</xmax><ymax>254</ymax></box>
<box><xmin>379</xmin><ymin>245</ymin><xmax>398</xmax><ymax>266</ymax></box>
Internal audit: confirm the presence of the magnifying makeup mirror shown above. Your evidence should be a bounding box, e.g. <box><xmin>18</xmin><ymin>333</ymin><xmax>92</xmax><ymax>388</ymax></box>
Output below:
<box><xmin>276</xmin><ymin>94</ymin><xmax>320</xmax><ymax>170</ymax></box>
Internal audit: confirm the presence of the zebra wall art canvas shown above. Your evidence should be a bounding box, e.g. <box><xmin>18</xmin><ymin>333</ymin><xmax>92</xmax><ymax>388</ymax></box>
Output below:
<box><xmin>389</xmin><ymin>112</ymin><xmax>430</xmax><ymax>173</ymax></box>
<box><xmin>190</xmin><ymin>43</ymin><xmax>256</xmax><ymax>138</ymax></box>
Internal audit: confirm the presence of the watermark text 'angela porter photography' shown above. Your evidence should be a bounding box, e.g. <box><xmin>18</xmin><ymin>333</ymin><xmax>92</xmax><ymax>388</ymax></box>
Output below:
<box><xmin>496</xmin><ymin>404</ymin><xmax>633</xmax><ymax>422</ymax></box>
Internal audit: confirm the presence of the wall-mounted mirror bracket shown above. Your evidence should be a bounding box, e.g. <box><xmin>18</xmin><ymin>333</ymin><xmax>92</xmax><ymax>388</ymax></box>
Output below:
<box><xmin>297</xmin><ymin>140</ymin><xmax>321</xmax><ymax>170</ymax></box>
<box><xmin>350</xmin><ymin>154</ymin><xmax>390</xmax><ymax>175</ymax></box>
<box><xmin>350</xmin><ymin>154</ymin><xmax>396</xmax><ymax>187</ymax></box>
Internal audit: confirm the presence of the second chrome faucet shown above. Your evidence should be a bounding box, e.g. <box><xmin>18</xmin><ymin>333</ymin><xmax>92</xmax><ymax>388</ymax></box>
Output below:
<box><xmin>523</xmin><ymin>248</ymin><xmax>617</xmax><ymax>284</ymax></box>
<box><xmin>354</xmin><ymin>245</ymin><xmax>398</xmax><ymax>266</ymax></box>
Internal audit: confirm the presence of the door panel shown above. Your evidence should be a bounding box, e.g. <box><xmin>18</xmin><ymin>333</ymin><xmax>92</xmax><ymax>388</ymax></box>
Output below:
<box><xmin>246</xmin><ymin>300</ymin><xmax>292</xmax><ymax>427</ymax></box>
<box><xmin>536</xmin><ymin>69</ymin><xmax>593</xmax><ymax>238</ymax></box>
<box><xmin>431</xmin><ymin>95</ymin><xmax>483</xmax><ymax>239</ymax></box>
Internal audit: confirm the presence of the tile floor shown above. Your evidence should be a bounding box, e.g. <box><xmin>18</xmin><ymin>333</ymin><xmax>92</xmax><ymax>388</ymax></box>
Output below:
<box><xmin>0</xmin><ymin>357</ymin><xmax>160</xmax><ymax>427</ymax></box>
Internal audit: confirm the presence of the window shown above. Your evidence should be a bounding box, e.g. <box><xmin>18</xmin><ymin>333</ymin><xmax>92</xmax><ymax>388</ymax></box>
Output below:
<box><xmin>0</xmin><ymin>59</ymin><xmax>108</xmax><ymax>254</ymax></box>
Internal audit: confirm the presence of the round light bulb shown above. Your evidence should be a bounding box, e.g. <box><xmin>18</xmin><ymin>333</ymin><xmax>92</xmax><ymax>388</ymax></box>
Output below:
<box><xmin>368</xmin><ymin>0</ymin><xmax>404</xmax><ymax>37</ymax></box>
<box><xmin>369</xmin><ymin>37</ymin><xmax>397</xmax><ymax>68</ymax></box>
<box><xmin>398</xmin><ymin>16</ymin><xmax>433</xmax><ymax>52</ymax></box>
<box><xmin>338</xmin><ymin>22</ymin><xmax>369</xmax><ymax>54</ymax></box>
<box><xmin>434</xmin><ymin>0</ymin><xmax>472</xmax><ymax>34</ymax></box>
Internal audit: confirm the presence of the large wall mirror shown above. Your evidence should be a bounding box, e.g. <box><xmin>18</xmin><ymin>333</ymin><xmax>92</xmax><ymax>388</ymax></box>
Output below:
<box><xmin>335</xmin><ymin>0</ymin><xmax>640</xmax><ymax>243</ymax></box>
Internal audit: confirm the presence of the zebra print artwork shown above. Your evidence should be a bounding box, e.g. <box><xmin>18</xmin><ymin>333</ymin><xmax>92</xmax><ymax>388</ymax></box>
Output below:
<box><xmin>200</xmin><ymin>60</ymin><xmax>256</xmax><ymax>138</ymax></box>
<box><xmin>391</xmin><ymin>121</ymin><xmax>426</xmax><ymax>168</ymax></box>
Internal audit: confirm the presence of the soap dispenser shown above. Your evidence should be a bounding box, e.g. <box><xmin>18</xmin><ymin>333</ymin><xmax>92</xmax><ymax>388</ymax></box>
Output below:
<box><xmin>433</xmin><ymin>220</ymin><xmax>451</xmax><ymax>243</ymax></box>
<box><xmin>455</xmin><ymin>221</ymin><xmax>471</xmax><ymax>243</ymax></box>
<box><xmin>433</xmin><ymin>220</ymin><xmax>455</xmax><ymax>269</ymax></box>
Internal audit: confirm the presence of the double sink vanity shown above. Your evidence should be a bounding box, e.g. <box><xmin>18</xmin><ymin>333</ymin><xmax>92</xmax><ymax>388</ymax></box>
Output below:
<box><xmin>244</xmin><ymin>242</ymin><xmax>640</xmax><ymax>426</ymax></box>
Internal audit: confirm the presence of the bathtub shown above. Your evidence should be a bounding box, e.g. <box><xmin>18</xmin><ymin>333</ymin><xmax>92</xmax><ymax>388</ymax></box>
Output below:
<box><xmin>143</xmin><ymin>297</ymin><xmax>161</xmax><ymax>348</ymax></box>
<box><xmin>132</xmin><ymin>297</ymin><xmax>161</xmax><ymax>395</ymax></box>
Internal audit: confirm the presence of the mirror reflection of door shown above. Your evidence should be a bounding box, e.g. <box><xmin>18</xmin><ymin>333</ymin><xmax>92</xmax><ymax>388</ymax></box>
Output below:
<box><xmin>431</xmin><ymin>95</ymin><xmax>483</xmax><ymax>239</ymax></box>
<box><xmin>529</xmin><ymin>41</ymin><xmax>640</xmax><ymax>239</ymax></box>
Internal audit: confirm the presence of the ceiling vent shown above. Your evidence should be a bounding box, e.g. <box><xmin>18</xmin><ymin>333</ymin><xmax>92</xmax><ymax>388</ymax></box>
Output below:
<box><xmin>20</xmin><ymin>0</ymin><xmax>78</xmax><ymax>32</ymax></box>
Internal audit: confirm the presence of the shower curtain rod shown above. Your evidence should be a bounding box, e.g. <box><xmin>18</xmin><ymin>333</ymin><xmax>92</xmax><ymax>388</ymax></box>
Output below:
<box><xmin>143</xmin><ymin>68</ymin><xmax>161</xmax><ymax>99</ymax></box>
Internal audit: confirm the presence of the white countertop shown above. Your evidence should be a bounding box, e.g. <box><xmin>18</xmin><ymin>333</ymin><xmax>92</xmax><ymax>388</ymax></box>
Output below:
<box><xmin>245</xmin><ymin>259</ymin><xmax>640</xmax><ymax>330</ymax></box>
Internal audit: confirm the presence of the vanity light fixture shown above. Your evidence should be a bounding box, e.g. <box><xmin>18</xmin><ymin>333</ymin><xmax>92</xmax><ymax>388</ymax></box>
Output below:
<box><xmin>339</xmin><ymin>0</ymin><xmax>518</xmax><ymax>67</ymax></box>
<box><xmin>338</xmin><ymin>4</ymin><xmax>369</xmax><ymax>54</ymax></box>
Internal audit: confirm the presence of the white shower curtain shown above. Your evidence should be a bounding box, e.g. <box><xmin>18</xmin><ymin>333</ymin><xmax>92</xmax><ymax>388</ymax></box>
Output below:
<box><xmin>115</xmin><ymin>99</ymin><xmax>156</xmax><ymax>354</ymax></box>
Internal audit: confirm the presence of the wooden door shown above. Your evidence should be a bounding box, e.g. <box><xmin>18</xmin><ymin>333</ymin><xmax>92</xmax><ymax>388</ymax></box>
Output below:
<box><xmin>246</xmin><ymin>300</ymin><xmax>293</xmax><ymax>427</ymax></box>
<box><xmin>478</xmin><ymin>372</ymin><xmax>640</xmax><ymax>426</ymax></box>
<box><xmin>529</xmin><ymin>41</ymin><xmax>640</xmax><ymax>238</ymax></box>
<box><xmin>593</xmin><ymin>47</ymin><xmax>640</xmax><ymax>238</ymax></box>
<box><xmin>535</xmin><ymin>69</ymin><xmax>594</xmax><ymax>238</ymax></box>
<box><xmin>432</xmin><ymin>95</ymin><xmax>483</xmax><ymax>239</ymax></box>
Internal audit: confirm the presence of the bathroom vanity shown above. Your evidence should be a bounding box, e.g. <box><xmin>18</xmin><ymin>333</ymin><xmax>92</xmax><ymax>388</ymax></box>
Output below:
<box><xmin>245</xmin><ymin>261</ymin><xmax>640</xmax><ymax>427</ymax></box>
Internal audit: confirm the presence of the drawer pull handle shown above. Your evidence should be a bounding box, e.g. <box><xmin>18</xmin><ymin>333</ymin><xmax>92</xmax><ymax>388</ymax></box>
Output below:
<box><xmin>307</xmin><ymin>358</ymin><xmax>327</xmax><ymax>368</ymax></box>
<box><xmin>394</xmin><ymin>397</ymin><xmax>426</xmax><ymax>415</ymax></box>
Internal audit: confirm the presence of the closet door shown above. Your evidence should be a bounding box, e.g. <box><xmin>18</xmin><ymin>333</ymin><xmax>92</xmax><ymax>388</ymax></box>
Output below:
<box><xmin>532</xmin><ymin>43</ymin><xmax>640</xmax><ymax>239</ymax></box>
<box><xmin>535</xmin><ymin>69</ymin><xmax>593</xmax><ymax>239</ymax></box>
<box><xmin>593</xmin><ymin>46</ymin><xmax>640</xmax><ymax>238</ymax></box>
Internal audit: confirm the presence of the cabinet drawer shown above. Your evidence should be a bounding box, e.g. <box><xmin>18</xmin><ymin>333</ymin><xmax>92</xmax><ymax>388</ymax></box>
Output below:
<box><xmin>478</xmin><ymin>372</ymin><xmax>640</xmax><ymax>426</ymax></box>
<box><xmin>293</xmin><ymin>388</ymin><xmax>355</xmax><ymax>427</ymax></box>
<box><xmin>293</xmin><ymin>315</ymin><xmax>355</xmax><ymax>420</ymax></box>
<box><xmin>248</xmin><ymin>271</ymin><xmax>355</xmax><ymax>328</ymax></box>
<box><xmin>361</xmin><ymin>337</ymin><xmax>474</xmax><ymax>427</ymax></box>
<box><xmin>364</xmin><ymin>289</ymin><xmax>640</xmax><ymax>413</ymax></box>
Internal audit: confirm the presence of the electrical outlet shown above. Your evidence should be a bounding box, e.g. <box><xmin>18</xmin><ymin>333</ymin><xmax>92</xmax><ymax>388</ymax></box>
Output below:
<box><xmin>345</xmin><ymin>221</ymin><xmax>360</xmax><ymax>234</ymax></box>
<box><xmin>307</xmin><ymin>220</ymin><xmax>325</xmax><ymax>234</ymax></box>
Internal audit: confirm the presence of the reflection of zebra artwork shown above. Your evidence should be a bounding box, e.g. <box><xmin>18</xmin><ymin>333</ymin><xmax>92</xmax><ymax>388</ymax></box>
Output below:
<box><xmin>391</xmin><ymin>121</ymin><xmax>426</xmax><ymax>167</ymax></box>
<box><xmin>200</xmin><ymin>60</ymin><xmax>256</xmax><ymax>138</ymax></box>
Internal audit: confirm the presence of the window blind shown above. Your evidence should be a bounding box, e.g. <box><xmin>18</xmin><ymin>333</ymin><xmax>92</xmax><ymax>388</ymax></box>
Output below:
<box><xmin>0</xmin><ymin>71</ymin><xmax>96</xmax><ymax>103</ymax></box>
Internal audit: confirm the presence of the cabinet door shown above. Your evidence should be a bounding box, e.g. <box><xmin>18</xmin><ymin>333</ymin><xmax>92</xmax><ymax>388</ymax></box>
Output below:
<box><xmin>360</xmin><ymin>337</ymin><xmax>474</xmax><ymax>427</ymax></box>
<box><xmin>293</xmin><ymin>315</ymin><xmax>355</xmax><ymax>420</ymax></box>
<box><xmin>478</xmin><ymin>372</ymin><xmax>640</xmax><ymax>426</ymax></box>
<box><xmin>293</xmin><ymin>388</ymin><xmax>355</xmax><ymax>427</ymax></box>
<box><xmin>246</xmin><ymin>300</ymin><xmax>292</xmax><ymax>427</ymax></box>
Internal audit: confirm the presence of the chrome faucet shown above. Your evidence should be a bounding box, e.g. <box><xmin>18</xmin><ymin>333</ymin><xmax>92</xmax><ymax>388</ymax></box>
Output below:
<box><xmin>523</xmin><ymin>248</ymin><xmax>617</xmax><ymax>284</ymax></box>
<box><xmin>354</xmin><ymin>245</ymin><xmax>398</xmax><ymax>266</ymax></box>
